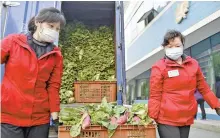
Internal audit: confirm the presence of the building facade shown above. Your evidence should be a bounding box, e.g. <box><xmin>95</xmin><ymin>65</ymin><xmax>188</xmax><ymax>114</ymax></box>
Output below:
<box><xmin>125</xmin><ymin>1</ymin><xmax>220</xmax><ymax>120</ymax></box>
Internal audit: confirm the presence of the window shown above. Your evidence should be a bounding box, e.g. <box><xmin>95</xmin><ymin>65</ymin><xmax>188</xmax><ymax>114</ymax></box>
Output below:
<box><xmin>189</xmin><ymin>32</ymin><xmax>220</xmax><ymax>93</ymax></box>
<box><xmin>140</xmin><ymin>79</ymin><xmax>149</xmax><ymax>100</ymax></box>
<box><xmin>144</xmin><ymin>11</ymin><xmax>155</xmax><ymax>26</ymax></box>
<box><xmin>211</xmin><ymin>32</ymin><xmax>220</xmax><ymax>47</ymax></box>
<box><xmin>191</xmin><ymin>38</ymin><xmax>214</xmax><ymax>89</ymax></box>
<box><xmin>184</xmin><ymin>48</ymin><xmax>191</xmax><ymax>56</ymax></box>
<box><xmin>191</xmin><ymin>38</ymin><xmax>211</xmax><ymax>58</ymax></box>
<box><xmin>211</xmin><ymin>32</ymin><xmax>220</xmax><ymax>94</ymax></box>
<box><xmin>137</xmin><ymin>9</ymin><xmax>158</xmax><ymax>27</ymax></box>
<box><xmin>126</xmin><ymin>84</ymin><xmax>132</xmax><ymax>104</ymax></box>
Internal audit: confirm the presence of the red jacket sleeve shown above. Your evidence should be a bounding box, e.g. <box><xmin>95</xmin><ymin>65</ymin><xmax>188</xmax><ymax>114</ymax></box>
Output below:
<box><xmin>196</xmin><ymin>66</ymin><xmax>220</xmax><ymax>109</ymax></box>
<box><xmin>47</xmin><ymin>55</ymin><xmax>63</xmax><ymax>112</ymax></box>
<box><xmin>1</xmin><ymin>35</ymin><xmax>13</xmax><ymax>64</ymax></box>
<box><xmin>148</xmin><ymin>65</ymin><xmax>163</xmax><ymax>120</ymax></box>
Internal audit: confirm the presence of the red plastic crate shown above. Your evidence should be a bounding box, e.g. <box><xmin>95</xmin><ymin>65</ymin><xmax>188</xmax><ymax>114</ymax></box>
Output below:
<box><xmin>58</xmin><ymin>125</ymin><xmax>156</xmax><ymax>138</ymax></box>
<box><xmin>74</xmin><ymin>81</ymin><xmax>117</xmax><ymax>103</ymax></box>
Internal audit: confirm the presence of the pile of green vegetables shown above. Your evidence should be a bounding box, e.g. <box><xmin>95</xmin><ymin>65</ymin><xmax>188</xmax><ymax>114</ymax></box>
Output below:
<box><xmin>59</xmin><ymin>22</ymin><xmax>115</xmax><ymax>104</ymax></box>
<box><xmin>59</xmin><ymin>97</ymin><xmax>153</xmax><ymax>138</ymax></box>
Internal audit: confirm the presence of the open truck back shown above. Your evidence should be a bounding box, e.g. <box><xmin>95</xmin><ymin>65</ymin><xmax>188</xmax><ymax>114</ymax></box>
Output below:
<box><xmin>1</xmin><ymin>1</ymin><xmax>126</xmax><ymax>105</ymax></box>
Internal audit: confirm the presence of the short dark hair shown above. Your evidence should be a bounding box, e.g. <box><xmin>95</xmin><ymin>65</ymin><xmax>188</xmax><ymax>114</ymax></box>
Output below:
<box><xmin>162</xmin><ymin>30</ymin><xmax>185</xmax><ymax>47</ymax></box>
<box><xmin>28</xmin><ymin>7</ymin><xmax>66</xmax><ymax>34</ymax></box>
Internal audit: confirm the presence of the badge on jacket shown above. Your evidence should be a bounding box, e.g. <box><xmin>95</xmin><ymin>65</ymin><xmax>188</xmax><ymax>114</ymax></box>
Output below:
<box><xmin>168</xmin><ymin>70</ymin><xmax>179</xmax><ymax>77</ymax></box>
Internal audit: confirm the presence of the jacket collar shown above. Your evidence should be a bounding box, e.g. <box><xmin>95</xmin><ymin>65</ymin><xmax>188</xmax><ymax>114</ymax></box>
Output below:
<box><xmin>164</xmin><ymin>54</ymin><xmax>192</xmax><ymax>67</ymax></box>
<box><xmin>13</xmin><ymin>33</ymin><xmax>62</xmax><ymax>57</ymax></box>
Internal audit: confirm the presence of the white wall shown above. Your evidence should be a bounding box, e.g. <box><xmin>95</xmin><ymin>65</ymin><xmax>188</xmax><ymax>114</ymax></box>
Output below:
<box><xmin>124</xmin><ymin>0</ymin><xmax>168</xmax><ymax>64</ymax></box>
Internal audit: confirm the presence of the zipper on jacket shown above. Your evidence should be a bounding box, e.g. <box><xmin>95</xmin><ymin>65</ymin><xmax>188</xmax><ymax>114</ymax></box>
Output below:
<box><xmin>30</xmin><ymin>59</ymin><xmax>39</xmax><ymax>126</ymax></box>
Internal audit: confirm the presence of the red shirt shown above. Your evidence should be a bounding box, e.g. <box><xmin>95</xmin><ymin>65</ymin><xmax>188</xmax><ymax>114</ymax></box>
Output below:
<box><xmin>148</xmin><ymin>56</ymin><xmax>220</xmax><ymax>126</ymax></box>
<box><xmin>1</xmin><ymin>34</ymin><xmax>63</xmax><ymax>126</ymax></box>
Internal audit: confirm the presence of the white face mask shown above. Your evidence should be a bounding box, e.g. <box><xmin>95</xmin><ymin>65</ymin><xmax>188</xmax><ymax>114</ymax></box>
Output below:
<box><xmin>38</xmin><ymin>27</ymin><xmax>59</xmax><ymax>43</ymax></box>
<box><xmin>165</xmin><ymin>47</ymin><xmax>183</xmax><ymax>60</ymax></box>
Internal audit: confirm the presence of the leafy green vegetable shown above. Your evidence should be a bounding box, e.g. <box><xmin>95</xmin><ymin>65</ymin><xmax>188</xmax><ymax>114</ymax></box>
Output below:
<box><xmin>128</xmin><ymin>104</ymin><xmax>153</xmax><ymax>125</ymax></box>
<box><xmin>70</xmin><ymin>124</ymin><xmax>81</xmax><ymax>137</ymax></box>
<box><xmin>59</xmin><ymin>107</ymin><xmax>84</xmax><ymax>126</ymax></box>
<box><xmin>113</xmin><ymin>105</ymin><xmax>126</xmax><ymax>118</ymax></box>
<box><xmin>70</xmin><ymin>112</ymin><xmax>88</xmax><ymax>137</ymax></box>
<box><xmin>91</xmin><ymin>111</ymin><xmax>110</xmax><ymax>125</ymax></box>
<box><xmin>131</xmin><ymin>103</ymin><xmax>145</xmax><ymax>113</ymax></box>
<box><xmin>59</xmin><ymin>22</ymin><xmax>116</xmax><ymax>104</ymax></box>
<box><xmin>59</xmin><ymin>98</ymin><xmax>153</xmax><ymax>138</ymax></box>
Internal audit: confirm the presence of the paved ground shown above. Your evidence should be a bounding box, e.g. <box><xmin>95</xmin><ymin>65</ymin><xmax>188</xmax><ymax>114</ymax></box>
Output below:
<box><xmin>155</xmin><ymin>119</ymin><xmax>220</xmax><ymax>138</ymax></box>
<box><xmin>189</xmin><ymin>128</ymin><xmax>220</xmax><ymax>138</ymax></box>
<box><xmin>156</xmin><ymin>127</ymin><xmax>220</xmax><ymax>138</ymax></box>
<box><xmin>192</xmin><ymin>119</ymin><xmax>220</xmax><ymax>133</ymax></box>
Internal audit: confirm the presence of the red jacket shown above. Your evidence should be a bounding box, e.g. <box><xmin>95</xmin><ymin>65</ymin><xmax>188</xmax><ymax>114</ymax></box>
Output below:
<box><xmin>148</xmin><ymin>56</ymin><xmax>220</xmax><ymax>126</ymax></box>
<box><xmin>1</xmin><ymin>34</ymin><xmax>63</xmax><ymax>126</ymax></box>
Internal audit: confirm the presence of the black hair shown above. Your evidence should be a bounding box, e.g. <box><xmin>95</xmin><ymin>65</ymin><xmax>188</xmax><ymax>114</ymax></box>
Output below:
<box><xmin>28</xmin><ymin>7</ymin><xmax>66</xmax><ymax>34</ymax></box>
<box><xmin>162</xmin><ymin>30</ymin><xmax>185</xmax><ymax>47</ymax></box>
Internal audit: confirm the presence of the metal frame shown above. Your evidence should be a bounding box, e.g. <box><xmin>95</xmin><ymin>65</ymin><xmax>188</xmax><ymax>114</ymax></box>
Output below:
<box><xmin>115</xmin><ymin>1</ymin><xmax>126</xmax><ymax>105</ymax></box>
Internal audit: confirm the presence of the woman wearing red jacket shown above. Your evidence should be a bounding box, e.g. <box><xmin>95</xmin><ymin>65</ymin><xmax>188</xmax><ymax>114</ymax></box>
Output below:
<box><xmin>148</xmin><ymin>30</ymin><xmax>220</xmax><ymax>138</ymax></box>
<box><xmin>1</xmin><ymin>7</ymin><xmax>65</xmax><ymax>138</ymax></box>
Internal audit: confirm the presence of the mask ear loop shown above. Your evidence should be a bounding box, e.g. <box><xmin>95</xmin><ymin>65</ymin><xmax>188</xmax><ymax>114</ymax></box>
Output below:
<box><xmin>34</xmin><ymin>22</ymin><xmax>44</xmax><ymax>43</ymax></box>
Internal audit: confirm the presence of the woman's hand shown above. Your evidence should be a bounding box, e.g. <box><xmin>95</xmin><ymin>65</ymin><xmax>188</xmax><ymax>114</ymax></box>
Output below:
<box><xmin>216</xmin><ymin>108</ymin><xmax>220</xmax><ymax>116</ymax></box>
<box><xmin>51</xmin><ymin>112</ymin><xmax>58</xmax><ymax>120</ymax></box>
<box><xmin>152</xmin><ymin>120</ymin><xmax>157</xmax><ymax>125</ymax></box>
<box><xmin>51</xmin><ymin>112</ymin><xmax>59</xmax><ymax>133</ymax></box>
